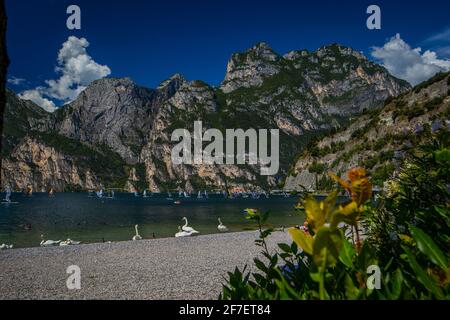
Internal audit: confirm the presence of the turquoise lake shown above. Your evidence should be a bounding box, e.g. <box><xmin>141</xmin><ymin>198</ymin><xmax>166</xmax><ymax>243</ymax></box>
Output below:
<box><xmin>0</xmin><ymin>192</ymin><xmax>305</xmax><ymax>248</ymax></box>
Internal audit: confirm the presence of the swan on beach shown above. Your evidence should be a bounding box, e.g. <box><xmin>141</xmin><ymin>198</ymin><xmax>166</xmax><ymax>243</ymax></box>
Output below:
<box><xmin>40</xmin><ymin>234</ymin><xmax>61</xmax><ymax>247</ymax></box>
<box><xmin>217</xmin><ymin>217</ymin><xmax>228</xmax><ymax>232</ymax></box>
<box><xmin>0</xmin><ymin>243</ymin><xmax>13</xmax><ymax>250</ymax></box>
<box><xmin>132</xmin><ymin>224</ymin><xmax>142</xmax><ymax>241</ymax></box>
<box><xmin>181</xmin><ymin>217</ymin><xmax>199</xmax><ymax>234</ymax></box>
<box><xmin>175</xmin><ymin>226</ymin><xmax>192</xmax><ymax>238</ymax></box>
<box><xmin>59</xmin><ymin>239</ymin><xmax>81</xmax><ymax>246</ymax></box>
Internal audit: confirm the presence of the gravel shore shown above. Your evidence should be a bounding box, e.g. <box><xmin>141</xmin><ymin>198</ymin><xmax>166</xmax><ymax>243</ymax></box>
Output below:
<box><xmin>0</xmin><ymin>231</ymin><xmax>291</xmax><ymax>300</ymax></box>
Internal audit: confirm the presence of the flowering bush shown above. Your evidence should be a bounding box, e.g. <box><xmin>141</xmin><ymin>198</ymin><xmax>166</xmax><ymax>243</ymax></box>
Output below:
<box><xmin>221</xmin><ymin>134</ymin><xmax>449</xmax><ymax>299</ymax></box>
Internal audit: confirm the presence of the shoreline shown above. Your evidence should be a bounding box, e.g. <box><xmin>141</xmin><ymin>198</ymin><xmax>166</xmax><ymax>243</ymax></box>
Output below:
<box><xmin>0</xmin><ymin>230</ymin><xmax>291</xmax><ymax>300</ymax></box>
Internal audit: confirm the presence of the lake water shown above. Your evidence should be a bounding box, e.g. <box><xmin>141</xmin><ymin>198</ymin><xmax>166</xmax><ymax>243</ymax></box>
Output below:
<box><xmin>0</xmin><ymin>192</ymin><xmax>305</xmax><ymax>248</ymax></box>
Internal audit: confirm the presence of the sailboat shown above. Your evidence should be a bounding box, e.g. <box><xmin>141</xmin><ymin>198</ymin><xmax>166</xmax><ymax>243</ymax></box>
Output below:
<box><xmin>96</xmin><ymin>188</ymin><xmax>103</xmax><ymax>198</ymax></box>
<box><xmin>1</xmin><ymin>186</ymin><xmax>18</xmax><ymax>204</ymax></box>
<box><xmin>203</xmin><ymin>190</ymin><xmax>208</xmax><ymax>199</ymax></box>
<box><xmin>197</xmin><ymin>191</ymin><xmax>202</xmax><ymax>199</ymax></box>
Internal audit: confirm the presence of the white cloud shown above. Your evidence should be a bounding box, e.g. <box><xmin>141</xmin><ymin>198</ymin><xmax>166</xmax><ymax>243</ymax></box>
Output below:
<box><xmin>19</xmin><ymin>36</ymin><xmax>111</xmax><ymax>111</ymax></box>
<box><xmin>371</xmin><ymin>34</ymin><xmax>450</xmax><ymax>85</ymax></box>
<box><xmin>19</xmin><ymin>88</ymin><xmax>56</xmax><ymax>112</ymax></box>
<box><xmin>7</xmin><ymin>76</ymin><xmax>25</xmax><ymax>85</ymax></box>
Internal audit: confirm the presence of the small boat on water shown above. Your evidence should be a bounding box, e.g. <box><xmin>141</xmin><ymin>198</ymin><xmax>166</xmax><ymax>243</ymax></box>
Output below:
<box><xmin>96</xmin><ymin>188</ymin><xmax>104</xmax><ymax>198</ymax></box>
<box><xmin>1</xmin><ymin>186</ymin><xmax>18</xmax><ymax>204</ymax></box>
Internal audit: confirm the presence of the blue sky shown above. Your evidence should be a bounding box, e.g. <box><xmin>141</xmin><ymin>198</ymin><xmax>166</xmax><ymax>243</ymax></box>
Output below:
<box><xmin>5</xmin><ymin>0</ymin><xmax>450</xmax><ymax>110</ymax></box>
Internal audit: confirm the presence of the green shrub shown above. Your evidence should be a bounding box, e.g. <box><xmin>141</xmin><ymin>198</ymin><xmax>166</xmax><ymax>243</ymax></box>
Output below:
<box><xmin>424</xmin><ymin>96</ymin><xmax>444</xmax><ymax>111</ymax></box>
<box><xmin>367</xmin><ymin>131</ymin><xmax>450</xmax><ymax>263</ymax></box>
<box><xmin>413</xmin><ymin>72</ymin><xmax>450</xmax><ymax>93</ymax></box>
<box><xmin>308</xmin><ymin>161</ymin><xmax>326</xmax><ymax>174</ymax></box>
<box><xmin>406</xmin><ymin>105</ymin><xmax>426</xmax><ymax>120</ymax></box>
<box><xmin>221</xmin><ymin>133</ymin><xmax>450</xmax><ymax>300</ymax></box>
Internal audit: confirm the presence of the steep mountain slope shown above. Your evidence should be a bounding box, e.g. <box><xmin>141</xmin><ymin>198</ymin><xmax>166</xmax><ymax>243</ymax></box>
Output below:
<box><xmin>1</xmin><ymin>42</ymin><xmax>410</xmax><ymax>192</ymax></box>
<box><xmin>2</xmin><ymin>89</ymin><xmax>130</xmax><ymax>191</ymax></box>
<box><xmin>284</xmin><ymin>72</ymin><xmax>450</xmax><ymax>191</ymax></box>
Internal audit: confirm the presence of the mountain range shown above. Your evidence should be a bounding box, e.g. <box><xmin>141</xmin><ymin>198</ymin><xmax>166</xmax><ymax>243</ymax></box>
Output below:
<box><xmin>1</xmin><ymin>42</ymin><xmax>413</xmax><ymax>192</ymax></box>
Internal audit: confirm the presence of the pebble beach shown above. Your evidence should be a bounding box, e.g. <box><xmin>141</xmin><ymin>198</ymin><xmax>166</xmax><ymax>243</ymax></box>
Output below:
<box><xmin>0</xmin><ymin>230</ymin><xmax>291</xmax><ymax>300</ymax></box>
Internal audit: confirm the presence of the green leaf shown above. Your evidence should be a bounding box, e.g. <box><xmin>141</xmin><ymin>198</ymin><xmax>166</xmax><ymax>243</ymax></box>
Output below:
<box><xmin>434</xmin><ymin>206</ymin><xmax>450</xmax><ymax>225</ymax></box>
<box><xmin>278</xmin><ymin>243</ymin><xmax>292</xmax><ymax>253</ymax></box>
<box><xmin>290</xmin><ymin>241</ymin><xmax>298</xmax><ymax>254</ymax></box>
<box><xmin>339</xmin><ymin>236</ymin><xmax>356</xmax><ymax>268</ymax></box>
<box><xmin>313</xmin><ymin>227</ymin><xmax>343</xmax><ymax>267</ymax></box>
<box><xmin>260</xmin><ymin>228</ymin><xmax>273</xmax><ymax>239</ymax></box>
<box><xmin>357</xmin><ymin>242</ymin><xmax>377</xmax><ymax>269</ymax></box>
<box><xmin>403</xmin><ymin>246</ymin><xmax>444</xmax><ymax>299</ymax></box>
<box><xmin>254</xmin><ymin>258</ymin><xmax>268</xmax><ymax>273</ymax></box>
<box><xmin>391</xmin><ymin>269</ymin><xmax>403</xmax><ymax>299</ymax></box>
<box><xmin>409</xmin><ymin>225</ymin><xmax>448</xmax><ymax>270</ymax></box>
<box><xmin>344</xmin><ymin>273</ymin><xmax>359</xmax><ymax>299</ymax></box>
<box><xmin>434</xmin><ymin>149</ymin><xmax>450</xmax><ymax>164</ymax></box>
<box><xmin>288</xmin><ymin>228</ymin><xmax>313</xmax><ymax>255</ymax></box>
<box><xmin>261</xmin><ymin>210</ymin><xmax>270</xmax><ymax>223</ymax></box>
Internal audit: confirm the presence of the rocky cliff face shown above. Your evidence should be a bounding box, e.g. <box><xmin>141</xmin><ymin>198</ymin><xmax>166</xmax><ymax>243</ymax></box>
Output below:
<box><xmin>2</xmin><ymin>42</ymin><xmax>411</xmax><ymax>192</ymax></box>
<box><xmin>55</xmin><ymin>77</ymin><xmax>157</xmax><ymax>164</ymax></box>
<box><xmin>2</xmin><ymin>137</ymin><xmax>98</xmax><ymax>191</ymax></box>
<box><xmin>284</xmin><ymin>72</ymin><xmax>450</xmax><ymax>191</ymax></box>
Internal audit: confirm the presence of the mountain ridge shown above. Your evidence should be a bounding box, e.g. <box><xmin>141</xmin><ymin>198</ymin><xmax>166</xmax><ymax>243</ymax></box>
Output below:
<box><xmin>2</xmin><ymin>42</ymin><xmax>411</xmax><ymax>192</ymax></box>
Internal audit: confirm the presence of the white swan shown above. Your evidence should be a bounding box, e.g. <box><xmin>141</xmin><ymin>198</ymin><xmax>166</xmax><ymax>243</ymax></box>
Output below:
<box><xmin>40</xmin><ymin>234</ymin><xmax>61</xmax><ymax>247</ymax></box>
<box><xmin>217</xmin><ymin>217</ymin><xmax>229</xmax><ymax>232</ymax></box>
<box><xmin>175</xmin><ymin>226</ymin><xmax>192</xmax><ymax>238</ymax></box>
<box><xmin>181</xmin><ymin>217</ymin><xmax>199</xmax><ymax>234</ymax></box>
<box><xmin>0</xmin><ymin>243</ymin><xmax>13</xmax><ymax>250</ymax></box>
<box><xmin>132</xmin><ymin>224</ymin><xmax>142</xmax><ymax>241</ymax></box>
<box><xmin>60</xmin><ymin>238</ymin><xmax>81</xmax><ymax>246</ymax></box>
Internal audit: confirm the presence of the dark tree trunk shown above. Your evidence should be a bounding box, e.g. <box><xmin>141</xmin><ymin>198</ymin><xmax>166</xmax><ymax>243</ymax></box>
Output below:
<box><xmin>0</xmin><ymin>0</ymin><xmax>9</xmax><ymax>186</ymax></box>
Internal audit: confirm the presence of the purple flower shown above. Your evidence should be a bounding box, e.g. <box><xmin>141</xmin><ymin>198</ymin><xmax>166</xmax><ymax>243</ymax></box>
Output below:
<box><xmin>431</xmin><ymin>121</ymin><xmax>442</xmax><ymax>133</ymax></box>
<box><xmin>413</xmin><ymin>124</ymin><xmax>423</xmax><ymax>134</ymax></box>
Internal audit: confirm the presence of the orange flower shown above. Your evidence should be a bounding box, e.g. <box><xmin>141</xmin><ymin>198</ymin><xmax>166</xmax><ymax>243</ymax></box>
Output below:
<box><xmin>348</xmin><ymin>167</ymin><xmax>367</xmax><ymax>183</ymax></box>
<box><xmin>328</xmin><ymin>167</ymin><xmax>372</xmax><ymax>207</ymax></box>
